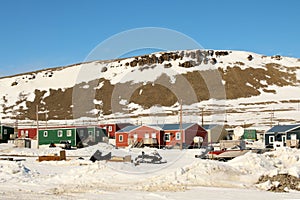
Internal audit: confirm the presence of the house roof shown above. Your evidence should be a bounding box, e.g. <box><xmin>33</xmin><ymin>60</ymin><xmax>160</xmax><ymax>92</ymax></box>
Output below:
<box><xmin>202</xmin><ymin>124</ymin><xmax>219</xmax><ymax>130</ymax></box>
<box><xmin>267</xmin><ymin>124</ymin><xmax>300</xmax><ymax>133</ymax></box>
<box><xmin>152</xmin><ymin>123</ymin><xmax>196</xmax><ymax>130</ymax></box>
<box><xmin>116</xmin><ymin>125</ymin><xmax>140</xmax><ymax>133</ymax></box>
<box><xmin>116</xmin><ymin>123</ymin><xmax>199</xmax><ymax>133</ymax></box>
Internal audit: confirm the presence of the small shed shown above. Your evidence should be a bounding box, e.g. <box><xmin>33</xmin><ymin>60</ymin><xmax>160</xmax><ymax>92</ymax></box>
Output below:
<box><xmin>0</xmin><ymin>125</ymin><xmax>14</xmax><ymax>143</ymax></box>
<box><xmin>265</xmin><ymin>124</ymin><xmax>300</xmax><ymax>149</ymax></box>
<box><xmin>203</xmin><ymin>124</ymin><xmax>228</xmax><ymax>144</ymax></box>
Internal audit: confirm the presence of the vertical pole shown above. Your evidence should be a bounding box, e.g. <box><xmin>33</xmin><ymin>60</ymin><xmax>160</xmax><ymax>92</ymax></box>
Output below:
<box><xmin>270</xmin><ymin>109</ymin><xmax>274</xmax><ymax>128</ymax></box>
<box><xmin>159</xmin><ymin>131</ymin><xmax>161</xmax><ymax>149</ymax></box>
<box><xmin>36</xmin><ymin>105</ymin><xmax>39</xmax><ymax>149</ymax></box>
<box><xmin>201</xmin><ymin>107</ymin><xmax>204</xmax><ymax>127</ymax></box>
<box><xmin>180</xmin><ymin>99</ymin><xmax>183</xmax><ymax>150</ymax></box>
<box><xmin>45</xmin><ymin>111</ymin><xmax>48</xmax><ymax>128</ymax></box>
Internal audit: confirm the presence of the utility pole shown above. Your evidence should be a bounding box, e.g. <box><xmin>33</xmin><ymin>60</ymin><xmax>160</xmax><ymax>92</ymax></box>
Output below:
<box><xmin>201</xmin><ymin>107</ymin><xmax>204</xmax><ymax>127</ymax></box>
<box><xmin>270</xmin><ymin>109</ymin><xmax>274</xmax><ymax>128</ymax></box>
<box><xmin>36</xmin><ymin>105</ymin><xmax>39</xmax><ymax>149</ymax></box>
<box><xmin>180</xmin><ymin>99</ymin><xmax>183</xmax><ymax>150</ymax></box>
<box><xmin>45</xmin><ymin>110</ymin><xmax>48</xmax><ymax>128</ymax></box>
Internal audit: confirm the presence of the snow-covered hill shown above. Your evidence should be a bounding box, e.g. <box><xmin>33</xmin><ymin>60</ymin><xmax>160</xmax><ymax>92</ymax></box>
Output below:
<box><xmin>0</xmin><ymin>49</ymin><xmax>300</xmax><ymax>130</ymax></box>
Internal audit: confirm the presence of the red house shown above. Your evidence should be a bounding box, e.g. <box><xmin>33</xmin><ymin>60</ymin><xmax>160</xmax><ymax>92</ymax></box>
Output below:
<box><xmin>115</xmin><ymin>123</ymin><xmax>207</xmax><ymax>149</ymax></box>
<box><xmin>18</xmin><ymin>127</ymin><xmax>37</xmax><ymax>139</ymax></box>
<box><xmin>116</xmin><ymin>125</ymin><xmax>164</xmax><ymax>148</ymax></box>
<box><xmin>161</xmin><ymin>123</ymin><xmax>207</xmax><ymax>148</ymax></box>
<box><xmin>98</xmin><ymin>123</ymin><xmax>132</xmax><ymax>138</ymax></box>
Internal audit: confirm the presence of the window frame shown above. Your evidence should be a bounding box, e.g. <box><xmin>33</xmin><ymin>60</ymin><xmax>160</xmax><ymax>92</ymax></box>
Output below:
<box><xmin>119</xmin><ymin>135</ymin><xmax>123</xmax><ymax>142</ymax></box>
<box><xmin>151</xmin><ymin>133</ymin><xmax>156</xmax><ymax>139</ymax></box>
<box><xmin>57</xmin><ymin>130</ymin><xmax>63</xmax><ymax>137</ymax></box>
<box><xmin>66</xmin><ymin>130</ymin><xmax>72</xmax><ymax>137</ymax></box>
<box><xmin>164</xmin><ymin>133</ymin><xmax>170</xmax><ymax>142</ymax></box>
<box><xmin>43</xmin><ymin>131</ymin><xmax>48</xmax><ymax>137</ymax></box>
<box><xmin>269</xmin><ymin>135</ymin><xmax>275</xmax><ymax>143</ymax></box>
<box><xmin>79</xmin><ymin>130</ymin><xmax>84</xmax><ymax>137</ymax></box>
<box><xmin>176</xmin><ymin>132</ymin><xmax>181</xmax><ymax>140</ymax></box>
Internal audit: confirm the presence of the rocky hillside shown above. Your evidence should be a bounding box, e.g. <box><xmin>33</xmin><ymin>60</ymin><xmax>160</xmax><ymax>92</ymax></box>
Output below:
<box><xmin>1</xmin><ymin>49</ymin><xmax>300</xmax><ymax>129</ymax></box>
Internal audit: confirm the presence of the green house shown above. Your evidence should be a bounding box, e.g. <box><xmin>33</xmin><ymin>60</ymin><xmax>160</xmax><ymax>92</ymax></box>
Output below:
<box><xmin>242</xmin><ymin>129</ymin><xmax>257</xmax><ymax>140</ymax></box>
<box><xmin>38</xmin><ymin>126</ymin><xmax>107</xmax><ymax>147</ymax></box>
<box><xmin>0</xmin><ymin>125</ymin><xmax>14</xmax><ymax>143</ymax></box>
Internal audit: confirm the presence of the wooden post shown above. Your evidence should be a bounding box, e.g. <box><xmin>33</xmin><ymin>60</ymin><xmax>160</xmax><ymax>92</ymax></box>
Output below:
<box><xmin>201</xmin><ymin>107</ymin><xmax>204</xmax><ymax>127</ymax></box>
<box><xmin>180</xmin><ymin>99</ymin><xmax>183</xmax><ymax>150</ymax></box>
<box><xmin>270</xmin><ymin>109</ymin><xmax>274</xmax><ymax>128</ymax></box>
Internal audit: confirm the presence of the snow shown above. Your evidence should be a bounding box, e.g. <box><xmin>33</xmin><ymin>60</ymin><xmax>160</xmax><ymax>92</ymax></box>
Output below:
<box><xmin>0</xmin><ymin>49</ymin><xmax>300</xmax><ymax>129</ymax></box>
<box><xmin>0</xmin><ymin>143</ymin><xmax>299</xmax><ymax>199</ymax></box>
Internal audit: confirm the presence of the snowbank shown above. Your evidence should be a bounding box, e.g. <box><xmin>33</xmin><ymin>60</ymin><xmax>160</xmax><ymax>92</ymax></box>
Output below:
<box><xmin>0</xmin><ymin>143</ymin><xmax>300</xmax><ymax>199</ymax></box>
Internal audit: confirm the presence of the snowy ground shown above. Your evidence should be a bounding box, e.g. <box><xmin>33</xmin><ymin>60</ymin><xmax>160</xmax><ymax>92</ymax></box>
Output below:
<box><xmin>0</xmin><ymin>143</ymin><xmax>300</xmax><ymax>199</ymax></box>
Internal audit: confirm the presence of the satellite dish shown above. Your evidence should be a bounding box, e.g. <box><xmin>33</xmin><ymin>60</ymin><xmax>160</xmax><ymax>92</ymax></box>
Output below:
<box><xmin>193</xmin><ymin>136</ymin><xmax>203</xmax><ymax>143</ymax></box>
<box><xmin>199</xmin><ymin>137</ymin><xmax>203</xmax><ymax>143</ymax></box>
<box><xmin>234</xmin><ymin>126</ymin><xmax>244</xmax><ymax>137</ymax></box>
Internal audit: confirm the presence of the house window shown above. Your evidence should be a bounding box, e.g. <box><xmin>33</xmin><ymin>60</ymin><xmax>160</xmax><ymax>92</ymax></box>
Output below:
<box><xmin>21</xmin><ymin>130</ymin><xmax>24</xmax><ymax>137</ymax></box>
<box><xmin>269</xmin><ymin>135</ymin><xmax>274</xmax><ymax>143</ymax></box>
<box><xmin>164</xmin><ymin>134</ymin><xmax>170</xmax><ymax>142</ymax></box>
<box><xmin>108</xmin><ymin>126</ymin><xmax>113</xmax><ymax>132</ymax></box>
<box><xmin>79</xmin><ymin>130</ymin><xmax>84</xmax><ymax>137</ymax></box>
<box><xmin>96</xmin><ymin>131</ymin><xmax>100</xmax><ymax>137</ymax></box>
<box><xmin>25</xmin><ymin>130</ymin><xmax>29</xmax><ymax>137</ymax></box>
<box><xmin>119</xmin><ymin>135</ymin><xmax>123</xmax><ymax>142</ymax></box>
<box><xmin>58</xmin><ymin>130</ymin><xmax>63</xmax><ymax>137</ymax></box>
<box><xmin>66</xmin><ymin>130</ymin><xmax>72</xmax><ymax>137</ymax></box>
<box><xmin>282</xmin><ymin>135</ymin><xmax>286</xmax><ymax>143</ymax></box>
<box><xmin>3</xmin><ymin>129</ymin><xmax>7</xmax><ymax>135</ymax></box>
<box><xmin>144</xmin><ymin>133</ymin><xmax>149</xmax><ymax>139</ymax></box>
<box><xmin>151</xmin><ymin>133</ymin><xmax>156</xmax><ymax>139</ymax></box>
<box><xmin>43</xmin><ymin>131</ymin><xmax>48</xmax><ymax>137</ymax></box>
<box><xmin>176</xmin><ymin>132</ymin><xmax>181</xmax><ymax>140</ymax></box>
<box><xmin>133</xmin><ymin>134</ymin><xmax>138</xmax><ymax>139</ymax></box>
<box><xmin>291</xmin><ymin>134</ymin><xmax>297</xmax><ymax>140</ymax></box>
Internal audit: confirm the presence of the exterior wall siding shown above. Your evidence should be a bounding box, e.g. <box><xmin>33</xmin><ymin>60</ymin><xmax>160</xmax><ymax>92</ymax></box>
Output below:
<box><xmin>18</xmin><ymin>128</ymin><xmax>37</xmax><ymax>139</ymax></box>
<box><xmin>185</xmin><ymin>124</ymin><xmax>207</xmax><ymax>148</ymax></box>
<box><xmin>39</xmin><ymin>128</ymin><xmax>76</xmax><ymax>146</ymax></box>
<box><xmin>0</xmin><ymin>126</ymin><xmax>14</xmax><ymax>142</ymax></box>
<box><xmin>115</xmin><ymin>132</ymin><xmax>129</xmax><ymax>147</ymax></box>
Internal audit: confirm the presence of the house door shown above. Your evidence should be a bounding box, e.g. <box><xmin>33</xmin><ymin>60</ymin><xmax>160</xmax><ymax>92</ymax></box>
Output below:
<box><xmin>269</xmin><ymin>135</ymin><xmax>275</xmax><ymax>144</ymax></box>
<box><xmin>281</xmin><ymin>135</ymin><xmax>286</xmax><ymax>146</ymax></box>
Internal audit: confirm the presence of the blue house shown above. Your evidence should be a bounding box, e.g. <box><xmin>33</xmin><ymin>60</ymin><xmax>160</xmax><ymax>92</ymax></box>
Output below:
<box><xmin>265</xmin><ymin>124</ymin><xmax>300</xmax><ymax>149</ymax></box>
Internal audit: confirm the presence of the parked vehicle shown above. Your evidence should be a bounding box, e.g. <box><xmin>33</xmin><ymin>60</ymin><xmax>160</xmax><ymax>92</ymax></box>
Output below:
<box><xmin>195</xmin><ymin>145</ymin><xmax>262</xmax><ymax>161</ymax></box>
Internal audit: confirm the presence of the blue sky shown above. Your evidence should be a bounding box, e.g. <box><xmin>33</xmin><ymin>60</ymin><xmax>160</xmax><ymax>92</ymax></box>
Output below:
<box><xmin>0</xmin><ymin>0</ymin><xmax>299</xmax><ymax>76</ymax></box>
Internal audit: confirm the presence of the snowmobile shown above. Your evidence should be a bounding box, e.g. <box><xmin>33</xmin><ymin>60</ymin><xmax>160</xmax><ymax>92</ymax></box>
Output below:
<box><xmin>134</xmin><ymin>151</ymin><xmax>167</xmax><ymax>165</ymax></box>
